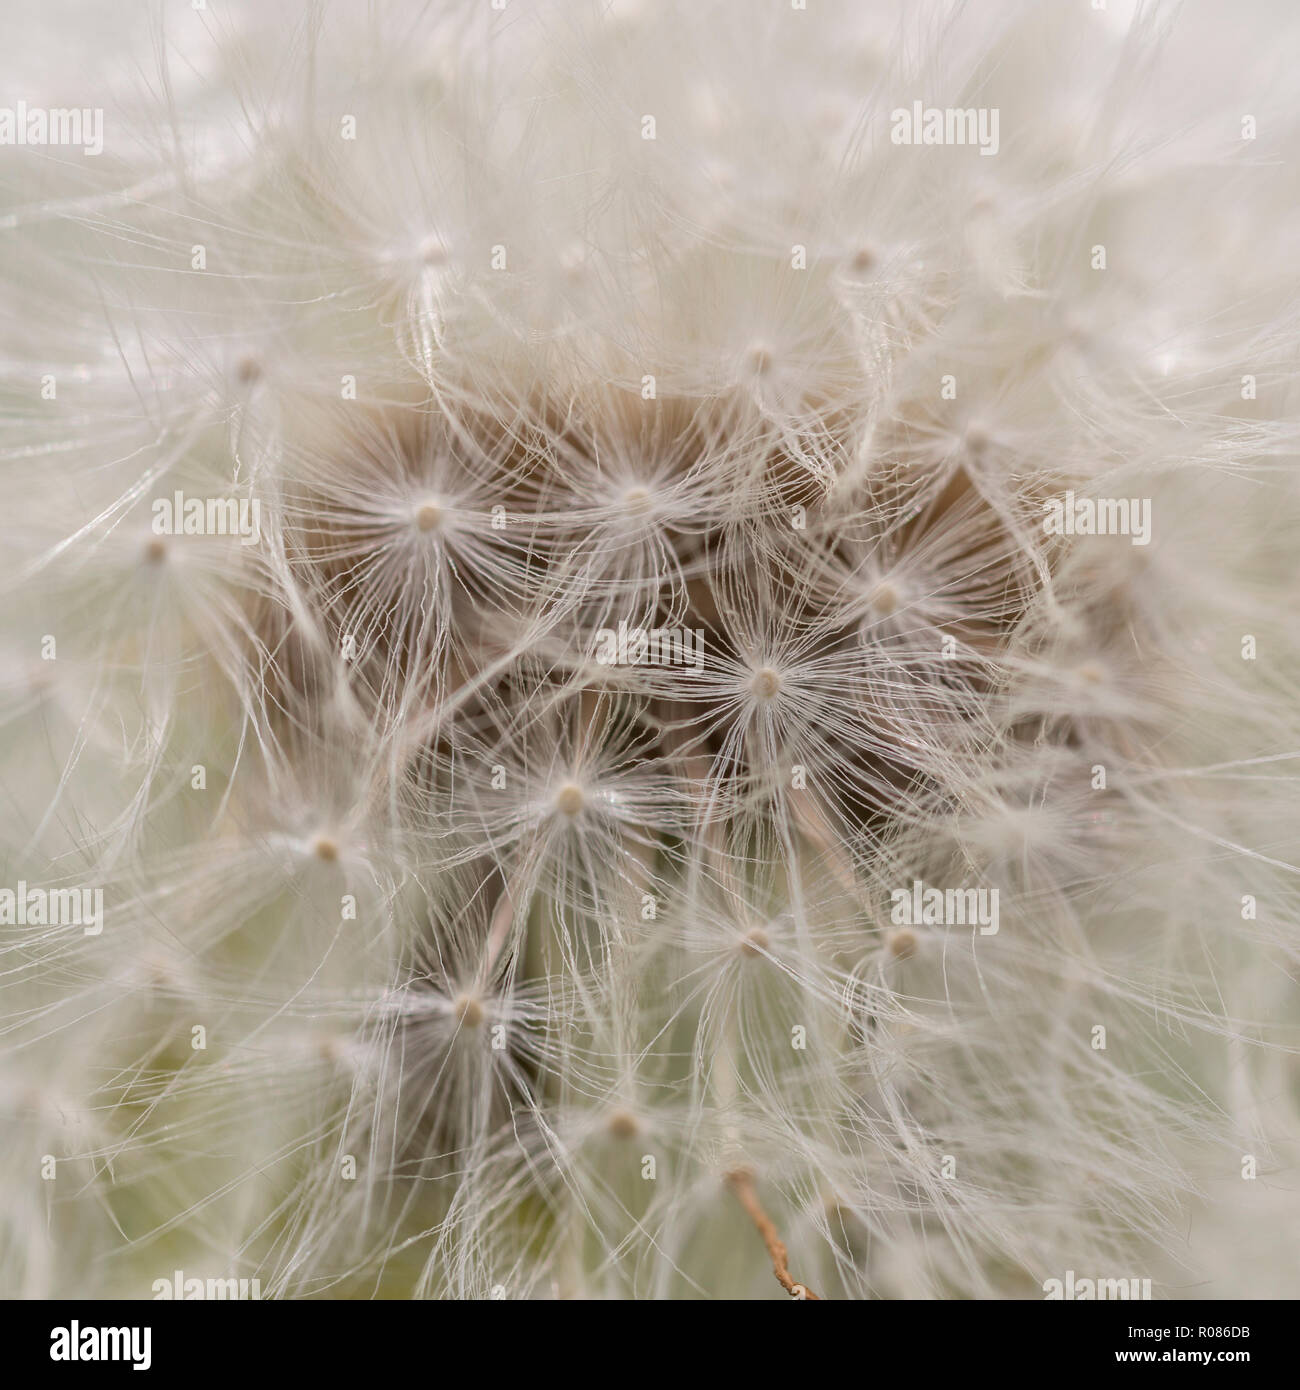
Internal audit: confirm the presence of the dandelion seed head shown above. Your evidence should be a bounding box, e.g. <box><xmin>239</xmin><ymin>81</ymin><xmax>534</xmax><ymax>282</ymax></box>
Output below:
<box><xmin>868</xmin><ymin>581</ymin><xmax>901</xmax><ymax>618</ymax></box>
<box><xmin>310</xmin><ymin>835</ymin><xmax>340</xmax><ymax>863</ymax></box>
<box><xmin>553</xmin><ymin>781</ymin><xmax>585</xmax><ymax>818</ymax></box>
<box><xmin>888</xmin><ymin>929</ymin><xmax>918</xmax><ymax>960</ymax></box>
<box><xmin>740</xmin><ymin>926</ymin><xmax>771</xmax><ymax>958</ymax></box>
<box><xmin>745</xmin><ymin>343</ymin><xmax>774</xmax><ymax>378</ymax></box>
<box><xmin>454</xmin><ymin>994</ymin><xmax>486</xmax><ymax>1029</ymax></box>
<box><xmin>606</xmin><ymin>1108</ymin><xmax>641</xmax><ymax>1140</ymax></box>
<box><xmin>4</xmin><ymin>0</ymin><xmax>1297</xmax><ymax>1305</ymax></box>
<box><xmin>234</xmin><ymin>354</ymin><xmax>262</xmax><ymax>387</ymax></box>
<box><xmin>413</xmin><ymin>500</ymin><xmax>443</xmax><ymax>532</ymax></box>
<box><xmin>622</xmin><ymin>484</ymin><xmax>652</xmax><ymax>515</ymax></box>
<box><xmin>418</xmin><ymin>234</ymin><xmax>449</xmax><ymax>268</ymax></box>
<box><xmin>749</xmin><ymin>666</ymin><xmax>782</xmax><ymax>701</ymax></box>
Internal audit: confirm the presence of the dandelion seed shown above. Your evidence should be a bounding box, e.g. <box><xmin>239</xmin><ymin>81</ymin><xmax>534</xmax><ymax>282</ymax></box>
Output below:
<box><xmin>887</xmin><ymin>929</ymin><xmax>918</xmax><ymax>960</ymax></box>
<box><xmin>868</xmin><ymin>581</ymin><xmax>900</xmax><ymax>617</ymax></box>
<box><xmin>745</xmin><ymin>343</ymin><xmax>774</xmax><ymax>377</ymax></box>
<box><xmin>418</xmin><ymin>235</ymin><xmax>449</xmax><ymax>267</ymax></box>
<box><xmin>454</xmin><ymin>994</ymin><xmax>485</xmax><ymax>1028</ymax></box>
<box><xmin>740</xmin><ymin>926</ymin><xmax>770</xmax><ymax>957</ymax></box>
<box><xmin>4</xmin><ymin>0</ymin><xmax>1295</xmax><ymax>1306</ymax></box>
<box><xmin>234</xmin><ymin>354</ymin><xmax>262</xmax><ymax>387</ymax></box>
<box><xmin>750</xmin><ymin>667</ymin><xmax>782</xmax><ymax>701</ymax></box>
<box><xmin>311</xmin><ymin>835</ymin><xmax>340</xmax><ymax>863</ymax></box>
<box><xmin>606</xmin><ymin>1108</ymin><xmax>640</xmax><ymax>1139</ymax></box>
<box><xmin>413</xmin><ymin>500</ymin><xmax>443</xmax><ymax>532</ymax></box>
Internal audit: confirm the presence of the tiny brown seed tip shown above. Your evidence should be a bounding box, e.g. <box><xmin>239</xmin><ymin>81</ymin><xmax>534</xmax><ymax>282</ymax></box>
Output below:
<box><xmin>454</xmin><ymin>994</ymin><xmax>485</xmax><ymax>1028</ymax></box>
<box><xmin>751</xmin><ymin>667</ymin><xmax>781</xmax><ymax>700</ymax></box>
<box><xmin>607</xmin><ymin>1108</ymin><xmax>640</xmax><ymax>1139</ymax></box>
<box><xmin>888</xmin><ymin>928</ymin><xmax>918</xmax><ymax>960</ymax></box>
<box><xmin>741</xmin><ymin>927</ymin><xmax>770</xmax><ymax>957</ymax></box>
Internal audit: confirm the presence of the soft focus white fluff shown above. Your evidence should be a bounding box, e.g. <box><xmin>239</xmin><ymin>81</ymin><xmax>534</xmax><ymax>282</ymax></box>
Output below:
<box><xmin>2</xmin><ymin>0</ymin><xmax>1299</xmax><ymax>1300</ymax></box>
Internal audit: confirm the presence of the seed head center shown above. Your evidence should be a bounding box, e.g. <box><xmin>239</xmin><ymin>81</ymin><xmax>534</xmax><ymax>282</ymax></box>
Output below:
<box><xmin>623</xmin><ymin>485</ymin><xmax>652</xmax><ymax>515</ymax></box>
<box><xmin>454</xmin><ymin>994</ymin><xmax>485</xmax><ymax>1028</ymax></box>
<box><xmin>607</xmin><ymin>1107</ymin><xmax>641</xmax><ymax>1139</ymax></box>
<box><xmin>414</xmin><ymin>501</ymin><xmax>443</xmax><ymax>533</ymax></box>
<box><xmin>746</xmin><ymin>342</ymin><xmax>774</xmax><ymax>377</ymax></box>
<box><xmin>741</xmin><ymin>926</ymin><xmax>770</xmax><ymax>957</ymax></box>
<box><xmin>751</xmin><ymin>667</ymin><xmax>781</xmax><ymax>700</ymax></box>
<box><xmin>888</xmin><ymin>928</ymin><xmax>918</xmax><ymax>960</ymax></box>
<box><xmin>869</xmin><ymin>581</ymin><xmax>900</xmax><ymax>617</ymax></box>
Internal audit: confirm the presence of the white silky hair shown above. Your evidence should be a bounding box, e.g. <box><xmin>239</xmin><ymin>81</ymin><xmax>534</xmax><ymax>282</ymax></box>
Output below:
<box><xmin>1</xmin><ymin>0</ymin><xmax>1299</xmax><ymax>1300</ymax></box>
